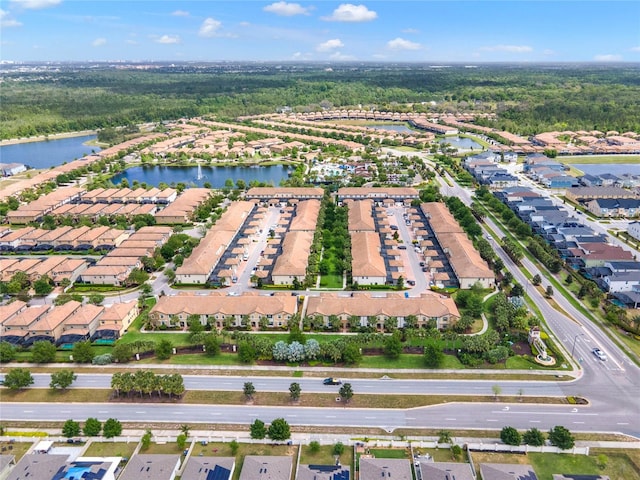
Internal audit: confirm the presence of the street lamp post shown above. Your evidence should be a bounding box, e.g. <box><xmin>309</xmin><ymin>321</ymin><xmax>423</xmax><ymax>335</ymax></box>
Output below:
<box><xmin>571</xmin><ymin>333</ymin><xmax>585</xmax><ymax>358</ymax></box>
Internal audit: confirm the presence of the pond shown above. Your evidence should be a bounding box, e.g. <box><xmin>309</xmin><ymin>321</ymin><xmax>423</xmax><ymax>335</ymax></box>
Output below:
<box><xmin>572</xmin><ymin>163</ymin><xmax>640</xmax><ymax>176</ymax></box>
<box><xmin>0</xmin><ymin>135</ymin><xmax>100</xmax><ymax>170</ymax></box>
<box><xmin>368</xmin><ymin>124</ymin><xmax>416</xmax><ymax>134</ymax></box>
<box><xmin>110</xmin><ymin>164</ymin><xmax>290</xmax><ymax>188</ymax></box>
<box><xmin>438</xmin><ymin>136</ymin><xmax>483</xmax><ymax>150</ymax></box>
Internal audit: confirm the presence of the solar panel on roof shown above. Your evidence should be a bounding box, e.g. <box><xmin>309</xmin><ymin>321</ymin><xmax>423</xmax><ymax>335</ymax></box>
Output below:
<box><xmin>206</xmin><ymin>464</ymin><xmax>231</xmax><ymax>480</ymax></box>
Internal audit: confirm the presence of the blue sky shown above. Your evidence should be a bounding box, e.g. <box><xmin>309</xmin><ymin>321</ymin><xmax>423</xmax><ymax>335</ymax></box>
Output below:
<box><xmin>1</xmin><ymin>1</ymin><xmax>639</xmax><ymax>62</ymax></box>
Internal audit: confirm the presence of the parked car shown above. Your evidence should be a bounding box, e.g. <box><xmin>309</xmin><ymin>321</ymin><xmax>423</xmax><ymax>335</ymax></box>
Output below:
<box><xmin>398</xmin><ymin>245</ymin><xmax>407</xmax><ymax>250</ymax></box>
<box><xmin>407</xmin><ymin>280</ymin><xmax>416</xmax><ymax>286</ymax></box>
<box><xmin>323</xmin><ymin>377</ymin><xmax>342</xmax><ymax>385</ymax></box>
<box><xmin>592</xmin><ymin>348</ymin><xmax>607</xmax><ymax>361</ymax></box>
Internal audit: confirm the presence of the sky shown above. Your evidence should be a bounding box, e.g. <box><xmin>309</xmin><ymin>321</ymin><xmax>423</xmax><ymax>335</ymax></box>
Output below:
<box><xmin>1</xmin><ymin>1</ymin><xmax>639</xmax><ymax>62</ymax></box>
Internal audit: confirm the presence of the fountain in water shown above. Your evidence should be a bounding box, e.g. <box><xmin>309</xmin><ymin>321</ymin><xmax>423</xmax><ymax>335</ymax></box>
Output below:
<box><xmin>196</xmin><ymin>162</ymin><xmax>204</xmax><ymax>181</ymax></box>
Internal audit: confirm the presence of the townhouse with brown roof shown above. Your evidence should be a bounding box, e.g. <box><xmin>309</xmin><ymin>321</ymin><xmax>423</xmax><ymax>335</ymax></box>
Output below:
<box><xmin>351</xmin><ymin>231</ymin><xmax>387</xmax><ymax>286</ymax></box>
<box><xmin>288</xmin><ymin>200</ymin><xmax>321</xmax><ymax>231</ymax></box>
<box><xmin>26</xmin><ymin>300</ymin><xmax>82</xmax><ymax>345</ymax></box>
<box><xmin>246</xmin><ymin>186</ymin><xmax>325</xmax><ymax>203</ymax></box>
<box><xmin>175</xmin><ymin>201</ymin><xmax>254</xmax><ymax>284</ymax></box>
<box><xmin>6</xmin><ymin>187</ymin><xmax>84</xmax><ymax>224</ymax></box>
<box><xmin>345</xmin><ymin>199</ymin><xmax>376</xmax><ymax>232</ymax></box>
<box><xmin>272</xmin><ymin>230</ymin><xmax>314</xmax><ymax>285</ymax></box>
<box><xmin>93</xmin><ymin>300</ymin><xmax>139</xmax><ymax>341</ymax></box>
<box><xmin>149</xmin><ymin>292</ymin><xmax>297</xmax><ymax>330</ymax></box>
<box><xmin>23</xmin><ymin>256</ymin><xmax>68</xmax><ymax>282</ymax></box>
<box><xmin>338</xmin><ymin>187</ymin><xmax>419</xmax><ymax>203</ymax></box>
<box><xmin>50</xmin><ymin>258</ymin><xmax>88</xmax><ymax>285</ymax></box>
<box><xmin>0</xmin><ymin>227</ymin><xmax>37</xmax><ymax>249</ymax></box>
<box><xmin>155</xmin><ymin>188</ymin><xmax>211</xmax><ymax>224</ymax></box>
<box><xmin>57</xmin><ymin>303</ymin><xmax>105</xmax><ymax>345</ymax></box>
<box><xmin>305</xmin><ymin>292</ymin><xmax>460</xmax><ymax>331</ymax></box>
<box><xmin>1</xmin><ymin>304</ymin><xmax>51</xmax><ymax>345</ymax></box>
<box><xmin>421</xmin><ymin>203</ymin><xmax>495</xmax><ymax>289</ymax></box>
<box><xmin>0</xmin><ymin>300</ymin><xmax>28</xmax><ymax>335</ymax></box>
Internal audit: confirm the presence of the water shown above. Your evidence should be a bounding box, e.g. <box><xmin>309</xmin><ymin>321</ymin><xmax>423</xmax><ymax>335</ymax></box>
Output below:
<box><xmin>0</xmin><ymin>135</ymin><xmax>100</xmax><ymax>170</ymax></box>
<box><xmin>111</xmin><ymin>164</ymin><xmax>290</xmax><ymax>188</ymax></box>
<box><xmin>572</xmin><ymin>163</ymin><xmax>640</xmax><ymax>176</ymax></box>
<box><xmin>438</xmin><ymin>136</ymin><xmax>483</xmax><ymax>150</ymax></box>
<box><xmin>368</xmin><ymin>124</ymin><xmax>416</xmax><ymax>134</ymax></box>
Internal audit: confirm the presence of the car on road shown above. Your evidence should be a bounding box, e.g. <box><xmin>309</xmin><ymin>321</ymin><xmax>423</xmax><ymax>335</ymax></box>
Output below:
<box><xmin>323</xmin><ymin>377</ymin><xmax>342</xmax><ymax>385</ymax></box>
<box><xmin>398</xmin><ymin>245</ymin><xmax>407</xmax><ymax>250</ymax></box>
<box><xmin>407</xmin><ymin>280</ymin><xmax>416</xmax><ymax>286</ymax></box>
<box><xmin>592</xmin><ymin>348</ymin><xmax>607</xmax><ymax>361</ymax></box>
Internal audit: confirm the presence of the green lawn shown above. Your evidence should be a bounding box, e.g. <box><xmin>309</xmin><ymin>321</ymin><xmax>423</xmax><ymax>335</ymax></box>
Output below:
<box><xmin>84</xmin><ymin>441</ymin><xmax>137</xmax><ymax>459</ymax></box>
<box><xmin>140</xmin><ymin>442</ymin><xmax>184</xmax><ymax>455</ymax></box>
<box><xmin>300</xmin><ymin>444</ymin><xmax>354</xmax><ymax>469</ymax></box>
<box><xmin>529</xmin><ymin>452</ymin><xmax>640</xmax><ymax>480</ymax></box>
<box><xmin>0</xmin><ymin>440</ymin><xmax>33</xmax><ymax>461</ymax></box>
<box><xmin>368</xmin><ymin>448</ymin><xmax>409</xmax><ymax>459</ymax></box>
<box><xmin>118</xmin><ymin>331</ymin><xmax>192</xmax><ymax>347</ymax></box>
<box><xmin>414</xmin><ymin>448</ymin><xmax>468</xmax><ymax>463</ymax></box>
<box><xmin>319</xmin><ymin>273</ymin><xmax>343</xmax><ymax>289</ymax></box>
<box><xmin>557</xmin><ymin>155</ymin><xmax>640</xmax><ymax>164</ymax></box>
<box><xmin>137</xmin><ymin>352</ymin><xmax>241</xmax><ymax>365</ymax></box>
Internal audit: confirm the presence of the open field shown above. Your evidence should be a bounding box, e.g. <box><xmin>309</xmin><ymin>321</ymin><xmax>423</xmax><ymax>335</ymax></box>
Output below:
<box><xmin>300</xmin><ymin>444</ymin><xmax>354</xmax><ymax>469</ymax></box>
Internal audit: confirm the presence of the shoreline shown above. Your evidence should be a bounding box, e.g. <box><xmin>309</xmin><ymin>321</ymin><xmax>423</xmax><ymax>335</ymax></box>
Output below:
<box><xmin>0</xmin><ymin>130</ymin><xmax>97</xmax><ymax>147</ymax></box>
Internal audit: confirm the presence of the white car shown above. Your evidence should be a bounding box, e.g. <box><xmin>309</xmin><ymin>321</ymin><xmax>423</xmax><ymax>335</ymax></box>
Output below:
<box><xmin>592</xmin><ymin>348</ymin><xmax>607</xmax><ymax>361</ymax></box>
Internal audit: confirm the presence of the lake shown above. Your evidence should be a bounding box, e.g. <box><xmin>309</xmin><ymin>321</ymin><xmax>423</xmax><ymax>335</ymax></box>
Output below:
<box><xmin>0</xmin><ymin>135</ymin><xmax>100</xmax><ymax>170</ymax></box>
<box><xmin>438</xmin><ymin>136</ymin><xmax>483</xmax><ymax>150</ymax></box>
<box><xmin>111</xmin><ymin>164</ymin><xmax>290</xmax><ymax>188</ymax></box>
<box><xmin>368</xmin><ymin>124</ymin><xmax>416</xmax><ymax>134</ymax></box>
<box><xmin>572</xmin><ymin>163</ymin><xmax>640</xmax><ymax>176</ymax></box>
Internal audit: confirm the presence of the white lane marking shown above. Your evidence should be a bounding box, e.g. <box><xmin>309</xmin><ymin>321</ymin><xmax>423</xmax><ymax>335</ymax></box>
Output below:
<box><xmin>406</xmin><ymin>417</ymin><xmax>416</xmax><ymax>420</ymax></box>
<box><xmin>365</xmin><ymin>416</ymin><xmax>376</xmax><ymax>419</ymax></box>
<box><xmin>529</xmin><ymin>420</ymin><xmax>541</xmax><ymax>423</ymax></box>
<box><xmin>573</xmin><ymin>422</ymin><xmax>585</xmax><ymax>424</ymax></box>
<box><xmin>98</xmin><ymin>411</ymin><xmax>108</xmax><ymax>414</ymax></box>
<box><xmin>617</xmin><ymin>422</ymin><xmax>629</xmax><ymax>425</ymax></box>
<box><xmin>486</xmin><ymin>419</ymin><xmax>498</xmax><ymax>422</ymax></box>
<box><xmin>135</xmin><ymin>411</ymin><xmax>146</xmax><ymax>414</ymax></box>
<box><xmin>23</xmin><ymin>410</ymin><xmax>33</xmax><ymax>413</ymax></box>
<box><xmin>326</xmin><ymin>416</ymin><xmax>336</xmax><ymax>419</ymax></box>
<box><xmin>445</xmin><ymin>418</ymin><xmax>457</xmax><ymax>421</ymax></box>
<box><xmin>210</xmin><ymin>413</ymin><xmax>221</xmax><ymax>416</ymax></box>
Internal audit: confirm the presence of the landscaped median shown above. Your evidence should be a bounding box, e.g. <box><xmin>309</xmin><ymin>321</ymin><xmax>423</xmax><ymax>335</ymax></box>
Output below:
<box><xmin>0</xmin><ymin>387</ymin><xmax>587</xmax><ymax>409</ymax></box>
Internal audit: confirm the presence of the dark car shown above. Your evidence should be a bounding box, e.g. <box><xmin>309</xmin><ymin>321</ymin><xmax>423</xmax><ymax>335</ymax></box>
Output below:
<box><xmin>323</xmin><ymin>377</ymin><xmax>342</xmax><ymax>385</ymax></box>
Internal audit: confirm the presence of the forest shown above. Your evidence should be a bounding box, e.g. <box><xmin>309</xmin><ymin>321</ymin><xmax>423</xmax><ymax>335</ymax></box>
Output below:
<box><xmin>1</xmin><ymin>62</ymin><xmax>639</xmax><ymax>139</ymax></box>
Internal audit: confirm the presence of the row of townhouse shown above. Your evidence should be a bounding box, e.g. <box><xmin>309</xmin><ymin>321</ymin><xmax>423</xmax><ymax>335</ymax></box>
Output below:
<box><xmin>337</xmin><ymin>187</ymin><xmax>419</xmax><ymax>203</ymax></box>
<box><xmin>50</xmin><ymin>202</ymin><xmax>157</xmax><ymax>221</ymax></box>
<box><xmin>0</xmin><ymin>299</ymin><xmax>138</xmax><ymax>346</ymax></box>
<box><xmin>495</xmin><ymin>186</ymin><xmax>639</xmax><ymax>306</ymax></box>
<box><xmin>6</xmin><ymin>187</ymin><xmax>85</xmax><ymax>224</ymax></box>
<box><xmin>154</xmin><ymin>188</ymin><xmax>212</xmax><ymax>224</ymax></box>
<box><xmin>586</xmin><ymin>198</ymin><xmax>640</xmax><ymax>218</ymax></box>
<box><xmin>463</xmin><ymin>155</ymin><xmax>519</xmax><ymax>189</ymax></box>
<box><xmin>579</xmin><ymin>172</ymin><xmax>640</xmax><ymax>189</ymax></box>
<box><xmin>149</xmin><ymin>290</ymin><xmax>460</xmax><ymax>332</ymax></box>
<box><xmin>0</xmin><ymin>256</ymin><xmax>88</xmax><ymax>285</ymax></box>
<box><xmin>79</xmin><ymin>226</ymin><xmax>173</xmax><ymax>285</ymax></box>
<box><xmin>523</xmin><ymin>154</ymin><xmax>579</xmax><ymax>189</ymax></box>
<box><xmin>175</xmin><ymin>201</ymin><xmax>256</xmax><ymax>285</ymax></box>
<box><xmin>0</xmin><ymin>225</ymin><xmax>130</xmax><ymax>253</ymax></box>
<box><xmin>79</xmin><ymin>187</ymin><xmax>177</xmax><ymax>204</ymax></box>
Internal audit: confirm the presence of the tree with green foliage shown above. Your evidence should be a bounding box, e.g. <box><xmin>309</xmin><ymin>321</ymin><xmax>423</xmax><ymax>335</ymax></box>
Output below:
<box><xmin>243</xmin><ymin>381</ymin><xmax>256</xmax><ymax>400</ymax></box>
<box><xmin>339</xmin><ymin>383</ymin><xmax>353</xmax><ymax>403</ymax></box>
<box><xmin>50</xmin><ymin>369</ymin><xmax>77</xmax><ymax>390</ymax></box>
<box><xmin>203</xmin><ymin>334</ymin><xmax>220</xmax><ymax>356</ymax></box>
<box><xmin>250</xmin><ymin>419</ymin><xmax>267</xmax><ymax>439</ymax></box>
<box><xmin>177</xmin><ymin>433</ymin><xmax>187</xmax><ymax>450</ymax></box>
<box><xmin>333</xmin><ymin>442</ymin><xmax>345</xmax><ymax>455</ymax></box>
<box><xmin>342</xmin><ymin>343</ymin><xmax>362</xmax><ymax>365</ymax></box>
<box><xmin>500</xmin><ymin>426</ymin><xmax>521</xmax><ymax>445</ymax></box>
<box><xmin>545</xmin><ymin>285</ymin><xmax>554</xmax><ymax>298</ymax></box>
<box><xmin>88</xmin><ymin>294</ymin><xmax>105</xmax><ymax>306</ymax></box>
<box><xmin>229</xmin><ymin>439</ymin><xmax>240</xmax><ymax>454</ymax></box>
<box><xmin>523</xmin><ymin>428</ymin><xmax>545</xmax><ymax>446</ymax></box>
<box><xmin>423</xmin><ymin>343</ymin><xmax>444</xmax><ymax>368</ymax></box>
<box><xmin>0</xmin><ymin>342</ymin><xmax>16</xmax><ymax>363</ymax></box>
<box><xmin>289</xmin><ymin>382</ymin><xmax>301</xmax><ymax>401</ymax></box>
<box><xmin>33</xmin><ymin>276</ymin><xmax>54</xmax><ymax>296</ymax></box>
<box><xmin>62</xmin><ymin>419</ymin><xmax>80</xmax><ymax>438</ymax></box>
<box><xmin>384</xmin><ymin>334</ymin><xmax>403</xmax><ymax>359</ymax></box>
<box><xmin>309</xmin><ymin>441</ymin><xmax>321</xmax><ymax>454</ymax></box>
<box><xmin>450</xmin><ymin>444</ymin><xmax>462</xmax><ymax>460</ymax></box>
<box><xmin>438</xmin><ymin>430</ymin><xmax>452</xmax><ymax>444</ymax></box>
<box><xmin>3</xmin><ymin>368</ymin><xmax>34</xmax><ymax>390</ymax></box>
<box><xmin>548</xmin><ymin>425</ymin><xmax>574</xmax><ymax>450</ymax></box>
<box><xmin>83</xmin><ymin>418</ymin><xmax>102</xmax><ymax>437</ymax></box>
<box><xmin>72</xmin><ymin>341</ymin><xmax>95</xmax><ymax>363</ymax></box>
<box><xmin>103</xmin><ymin>418</ymin><xmax>122</xmax><ymax>438</ymax></box>
<box><xmin>141</xmin><ymin>429</ymin><xmax>152</xmax><ymax>450</ymax></box>
<box><xmin>31</xmin><ymin>341</ymin><xmax>57</xmax><ymax>363</ymax></box>
<box><xmin>155</xmin><ymin>339</ymin><xmax>173</xmax><ymax>360</ymax></box>
<box><xmin>111</xmin><ymin>343</ymin><xmax>133</xmax><ymax>363</ymax></box>
<box><xmin>492</xmin><ymin>385</ymin><xmax>502</xmax><ymax>399</ymax></box>
<box><xmin>268</xmin><ymin>418</ymin><xmax>291</xmax><ymax>441</ymax></box>
<box><xmin>238</xmin><ymin>341</ymin><xmax>257</xmax><ymax>363</ymax></box>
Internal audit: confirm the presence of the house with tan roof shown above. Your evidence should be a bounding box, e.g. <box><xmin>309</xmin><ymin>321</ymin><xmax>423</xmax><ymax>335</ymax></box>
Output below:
<box><xmin>50</xmin><ymin>258</ymin><xmax>88</xmax><ymax>285</ymax></box>
<box><xmin>155</xmin><ymin>188</ymin><xmax>211</xmax><ymax>224</ymax></box>
<box><xmin>1</xmin><ymin>305</ymin><xmax>51</xmax><ymax>345</ymax></box>
<box><xmin>351</xmin><ymin>231</ymin><xmax>387</xmax><ymax>286</ymax></box>
<box><xmin>289</xmin><ymin>200</ymin><xmax>321</xmax><ymax>231</ymax></box>
<box><xmin>305</xmin><ymin>292</ymin><xmax>459</xmax><ymax>331</ymax></box>
<box><xmin>149</xmin><ymin>292</ymin><xmax>297</xmax><ymax>330</ymax></box>
<box><xmin>58</xmin><ymin>304</ymin><xmax>105</xmax><ymax>345</ymax></box>
<box><xmin>0</xmin><ymin>300</ymin><xmax>28</xmax><ymax>335</ymax></box>
<box><xmin>93</xmin><ymin>300</ymin><xmax>139</xmax><ymax>342</ymax></box>
<box><xmin>27</xmin><ymin>300</ymin><xmax>82</xmax><ymax>345</ymax></box>
<box><xmin>345</xmin><ymin>199</ymin><xmax>376</xmax><ymax>232</ymax></box>
<box><xmin>272</xmin><ymin>230</ymin><xmax>314</xmax><ymax>285</ymax></box>
<box><xmin>338</xmin><ymin>187</ymin><xmax>419</xmax><ymax>203</ymax></box>
<box><xmin>246</xmin><ymin>187</ymin><xmax>325</xmax><ymax>203</ymax></box>
<box><xmin>80</xmin><ymin>265</ymin><xmax>133</xmax><ymax>286</ymax></box>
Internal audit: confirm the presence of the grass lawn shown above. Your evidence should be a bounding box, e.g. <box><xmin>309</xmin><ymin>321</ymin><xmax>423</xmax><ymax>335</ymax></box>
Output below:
<box><xmin>300</xmin><ymin>444</ymin><xmax>353</xmax><ymax>469</ymax></box>
<box><xmin>0</xmin><ymin>440</ymin><xmax>33</xmax><ymax>461</ymax></box>
<box><xmin>414</xmin><ymin>447</ymin><xmax>468</xmax><ymax>463</ymax></box>
<box><xmin>319</xmin><ymin>273</ymin><xmax>343</xmax><ymax>288</ymax></box>
<box><xmin>368</xmin><ymin>448</ymin><xmax>409</xmax><ymax>459</ymax></box>
<box><xmin>140</xmin><ymin>441</ymin><xmax>184</xmax><ymax>455</ymax></box>
<box><xmin>84</xmin><ymin>441</ymin><xmax>137</xmax><ymax>459</ymax></box>
<box><xmin>118</xmin><ymin>331</ymin><xmax>192</xmax><ymax>347</ymax></box>
<box><xmin>529</xmin><ymin>451</ymin><xmax>640</xmax><ymax>480</ymax></box>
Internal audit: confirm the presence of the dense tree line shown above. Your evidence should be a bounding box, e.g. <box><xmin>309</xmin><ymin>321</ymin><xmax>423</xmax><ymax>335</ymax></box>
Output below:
<box><xmin>2</xmin><ymin>64</ymin><xmax>639</xmax><ymax>139</ymax></box>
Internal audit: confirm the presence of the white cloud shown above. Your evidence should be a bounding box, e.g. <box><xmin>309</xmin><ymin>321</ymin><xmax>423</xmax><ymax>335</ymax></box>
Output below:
<box><xmin>542</xmin><ymin>49</ymin><xmax>555</xmax><ymax>56</ymax></box>
<box><xmin>199</xmin><ymin>17</ymin><xmax>222</xmax><ymax>37</ymax></box>
<box><xmin>155</xmin><ymin>34</ymin><xmax>180</xmax><ymax>44</ymax></box>
<box><xmin>126</xmin><ymin>39</ymin><xmax>138</xmax><ymax>45</ymax></box>
<box><xmin>402</xmin><ymin>28</ymin><xmax>419</xmax><ymax>34</ymax></box>
<box><xmin>329</xmin><ymin>51</ymin><xmax>356</xmax><ymax>61</ymax></box>
<box><xmin>171</xmin><ymin>10</ymin><xmax>189</xmax><ymax>17</ymax></box>
<box><xmin>630</xmin><ymin>46</ymin><xmax>640</xmax><ymax>52</ymax></box>
<box><xmin>9</xmin><ymin>0</ymin><xmax>61</xmax><ymax>9</ymax></box>
<box><xmin>387</xmin><ymin>37</ymin><xmax>421</xmax><ymax>51</ymax></box>
<box><xmin>594</xmin><ymin>54</ymin><xmax>622</xmax><ymax>61</ymax></box>
<box><xmin>322</xmin><ymin>3</ymin><xmax>377</xmax><ymax>22</ymax></box>
<box><xmin>1</xmin><ymin>8</ymin><xmax>22</xmax><ymax>27</ymax></box>
<box><xmin>264</xmin><ymin>2</ymin><xmax>310</xmax><ymax>16</ymax></box>
<box><xmin>292</xmin><ymin>51</ymin><xmax>313</xmax><ymax>60</ymax></box>
<box><xmin>317</xmin><ymin>38</ymin><xmax>344</xmax><ymax>52</ymax></box>
<box><xmin>91</xmin><ymin>37</ymin><xmax>107</xmax><ymax>47</ymax></box>
<box><xmin>480</xmin><ymin>44</ymin><xmax>533</xmax><ymax>53</ymax></box>
<box><xmin>239</xmin><ymin>21</ymin><xmax>251</xmax><ymax>27</ymax></box>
